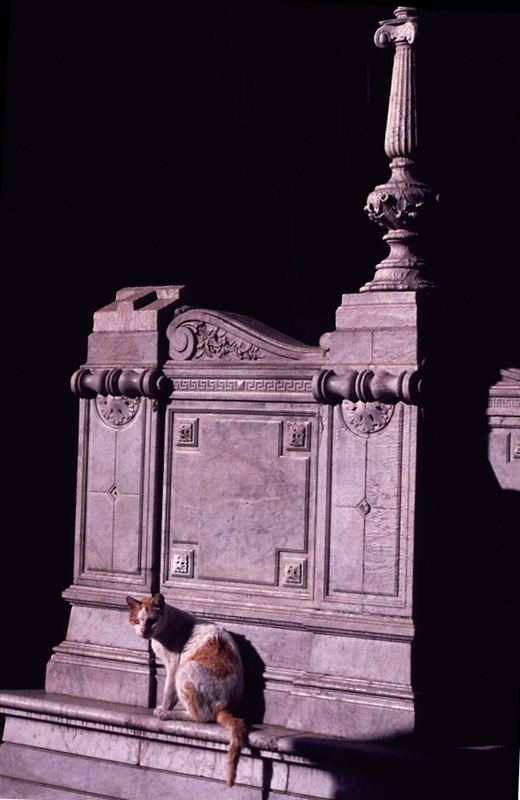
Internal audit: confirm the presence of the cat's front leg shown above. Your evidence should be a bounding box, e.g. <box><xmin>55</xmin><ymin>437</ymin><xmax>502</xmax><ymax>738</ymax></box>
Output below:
<box><xmin>153</xmin><ymin>705</ymin><xmax>177</xmax><ymax>720</ymax></box>
<box><xmin>154</xmin><ymin>664</ymin><xmax>178</xmax><ymax>720</ymax></box>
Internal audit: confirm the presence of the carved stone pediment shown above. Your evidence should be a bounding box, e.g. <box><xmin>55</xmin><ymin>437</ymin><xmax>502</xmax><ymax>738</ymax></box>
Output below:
<box><xmin>166</xmin><ymin>308</ymin><xmax>323</xmax><ymax>363</ymax></box>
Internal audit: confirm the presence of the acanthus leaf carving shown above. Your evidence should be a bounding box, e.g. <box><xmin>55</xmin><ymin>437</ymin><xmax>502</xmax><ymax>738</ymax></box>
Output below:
<box><xmin>193</xmin><ymin>321</ymin><xmax>264</xmax><ymax>362</ymax></box>
<box><xmin>169</xmin><ymin>320</ymin><xmax>265</xmax><ymax>362</ymax></box>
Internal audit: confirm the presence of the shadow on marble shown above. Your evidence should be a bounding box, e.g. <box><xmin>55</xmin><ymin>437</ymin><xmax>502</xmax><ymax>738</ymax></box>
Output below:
<box><xmin>232</xmin><ymin>632</ymin><xmax>266</xmax><ymax>724</ymax></box>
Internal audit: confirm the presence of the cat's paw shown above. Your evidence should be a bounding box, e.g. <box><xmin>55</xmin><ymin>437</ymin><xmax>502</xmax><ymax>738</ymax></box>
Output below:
<box><xmin>153</xmin><ymin>706</ymin><xmax>172</xmax><ymax>720</ymax></box>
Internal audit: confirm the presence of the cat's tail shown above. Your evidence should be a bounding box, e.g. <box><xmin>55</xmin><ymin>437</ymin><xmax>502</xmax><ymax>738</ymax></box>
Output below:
<box><xmin>216</xmin><ymin>709</ymin><xmax>247</xmax><ymax>787</ymax></box>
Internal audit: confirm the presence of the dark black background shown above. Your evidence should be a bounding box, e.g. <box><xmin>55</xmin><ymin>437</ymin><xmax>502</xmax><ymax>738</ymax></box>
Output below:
<box><xmin>1</xmin><ymin>1</ymin><xmax>518</xmax><ymax>691</ymax></box>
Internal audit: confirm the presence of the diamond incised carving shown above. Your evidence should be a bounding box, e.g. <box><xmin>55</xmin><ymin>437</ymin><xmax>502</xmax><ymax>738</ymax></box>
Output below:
<box><xmin>356</xmin><ymin>497</ymin><xmax>371</xmax><ymax>517</ymax></box>
<box><xmin>107</xmin><ymin>483</ymin><xmax>120</xmax><ymax>502</ymax></box>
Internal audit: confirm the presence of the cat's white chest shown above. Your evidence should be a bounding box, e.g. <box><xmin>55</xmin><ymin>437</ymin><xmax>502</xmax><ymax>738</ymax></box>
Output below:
<box><xmin>151</xmin><ymin>639</ymin><xmax>176</xmax><ymax>668</ymax></box>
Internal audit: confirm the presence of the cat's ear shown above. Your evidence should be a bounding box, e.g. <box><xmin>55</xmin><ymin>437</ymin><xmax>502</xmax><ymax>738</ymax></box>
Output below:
<box><xmin>126</xmin><ymin>596</ymin><xmax>140</xmax><ymax>609</ymax></box>
<box><xmin>151</xmin><ymin>593</ymin><xmax>165</xmax><ymax>611</ymax></box>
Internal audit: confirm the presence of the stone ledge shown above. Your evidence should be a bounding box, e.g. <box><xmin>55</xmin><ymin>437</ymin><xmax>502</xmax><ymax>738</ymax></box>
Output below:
<box><xmin>0</xmin><ymin>691</ymin><xmax>515</xmax><ymax>800</ymax></box>
<box><xmin>0</xmin><ymin>690</ymin><xmax>295</xmax><ymax>756</ymax></box>
<box><xmin>0</xmin><ymin>690</ymin><xmax>511</xmax><ymax>763</ymax></box>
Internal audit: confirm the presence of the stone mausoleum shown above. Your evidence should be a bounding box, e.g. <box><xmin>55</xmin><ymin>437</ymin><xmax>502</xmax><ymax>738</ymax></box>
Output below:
<box><xmin>1</xmin><ymin>6</ymin><xmax>518</xmax><ymax>799</ymax></box>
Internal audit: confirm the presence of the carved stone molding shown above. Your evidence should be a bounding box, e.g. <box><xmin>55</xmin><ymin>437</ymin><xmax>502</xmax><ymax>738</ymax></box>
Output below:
<box><xmin>362</xmin><ymin>7</ymin><xmax>438</xmax><ymax>292</ymax></box>
<box><xmin>71</xmin><ymin>367</ymin><xmax>172</xmax><ymax>400</ymax></box>
<box><xmin>96</xmin><ymin>396</ymin><xmax>141</xmax><ymax>428</ymax></box>
<box><xmin>340</xmin><ymin>400</ymin><xmax>394</xmax><ymax>436</ymax></box>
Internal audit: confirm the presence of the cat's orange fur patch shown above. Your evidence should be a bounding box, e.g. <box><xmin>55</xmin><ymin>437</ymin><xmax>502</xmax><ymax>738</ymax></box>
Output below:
<box><xmin>189</xmin><ymin>635</ymin><xmax>237</xmax><ymax>678</ymax></box>
<box><xmin>181</xmin><ymin>680</ymin><xmax>202</xmax><ymax>720</ymax></box>
<box><xmin>128</xmin><ymin>596</ymin><xmax>157</xmax><ymax>624</ymax></box>
<box><xmin>216</xmin><ymin>709</ymin><xmax>247</xmax><ymax>787</ymax></box>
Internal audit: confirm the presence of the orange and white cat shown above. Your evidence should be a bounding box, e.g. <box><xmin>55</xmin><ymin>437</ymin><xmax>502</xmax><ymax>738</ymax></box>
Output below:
<box><xmin>126</xmin><ymin>593</ymin><xmax>246</xmax><ymax>787</ymax></box>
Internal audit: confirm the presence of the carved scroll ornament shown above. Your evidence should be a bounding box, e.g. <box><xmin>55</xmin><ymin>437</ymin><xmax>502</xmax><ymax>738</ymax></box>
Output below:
<box><xmin>170</xmin><ymin>321</ymin><xmax>263</xmax><ymax>362</ymax></box>
<box><xmin>167</xmin><ymin>309</ymin><xmax>322</xmax><ymax>363</ymax></box>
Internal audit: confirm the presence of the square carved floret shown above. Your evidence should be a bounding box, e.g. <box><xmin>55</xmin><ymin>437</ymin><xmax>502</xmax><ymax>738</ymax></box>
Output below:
<box><xmin>171</xmin><ymin>548</ymin><xmax>195</xmax><ymax>578</ymax></box>
<box><xmin>281</xmin><ymin>557</ymin><xmax>307</xmax><ymax>588</ymax></box>
<box><xmin>512</xmin><ymin>433</ymin><xmax>520</xmax><ymax>460</ymax></box>
<box><xmin>175</xmin><ymin>417</ymin><xmax>199</xmax><ymax>447</ymax></box>
<box><xmin>285</xmin><ymin>420</ymin><xmax>311</xmax><ymax>452</ymax></box>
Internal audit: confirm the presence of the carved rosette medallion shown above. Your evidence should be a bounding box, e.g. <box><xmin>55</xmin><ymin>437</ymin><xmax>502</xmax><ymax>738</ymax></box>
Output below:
<box><xmin>95</xmin><ymin>395</ymin><xmax>140</xmax><ymax>428</ymax></box>
<box><xmin>340</xmin><ymin>400</ymin><xmax>394</xmax><ymax>436</ymax></box>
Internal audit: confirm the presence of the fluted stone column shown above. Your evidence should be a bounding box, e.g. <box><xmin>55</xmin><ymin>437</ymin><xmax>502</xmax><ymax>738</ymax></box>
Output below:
<box><xmin>362</xmin><ymin>6</ymin><xmax>437</xmax><ymax>291</ymax></box>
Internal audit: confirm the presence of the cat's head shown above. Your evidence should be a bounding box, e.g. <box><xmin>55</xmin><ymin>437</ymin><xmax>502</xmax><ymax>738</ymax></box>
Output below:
<box><xmin>126</xmin><ymin>593</ymin><xmax>165</xmax><ymax>638</ymax></box>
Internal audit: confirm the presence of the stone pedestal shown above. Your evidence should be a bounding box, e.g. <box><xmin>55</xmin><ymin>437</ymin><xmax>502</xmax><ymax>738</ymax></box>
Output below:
<box><xmin>43</xmin><ymin>286</ymin><xmax>434</xmax><ymax>740</ymax></box>
<box><xmin>1</xmin><ymin>284</ymin><xmax>518</xmax><ymax>798</ymax></box>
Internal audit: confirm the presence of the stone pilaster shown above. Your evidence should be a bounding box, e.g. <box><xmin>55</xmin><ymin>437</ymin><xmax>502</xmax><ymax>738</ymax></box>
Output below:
<box><xmin>46</xmin><ymin>286</ymin><xmax>187</xmax><ymax>706</ymax></box>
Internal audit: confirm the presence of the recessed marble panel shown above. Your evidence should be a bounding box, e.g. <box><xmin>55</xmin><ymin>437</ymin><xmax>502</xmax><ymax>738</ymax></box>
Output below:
<box><xmin>83</xmin><ymin>402</ymin><xmax>145</xmax><ymax>577</ymax></box>
<box><xmin>167</xmin><ymin>413</ymin><xmax>310</xmax><ymax>585</ymax></box>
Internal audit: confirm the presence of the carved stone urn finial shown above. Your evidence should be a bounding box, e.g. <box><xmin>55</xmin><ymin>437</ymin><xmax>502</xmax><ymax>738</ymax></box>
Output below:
<box><xmin>361</xmin><ymin>6</ymin><xmax>438</xmax><ymax>292</ymax></box>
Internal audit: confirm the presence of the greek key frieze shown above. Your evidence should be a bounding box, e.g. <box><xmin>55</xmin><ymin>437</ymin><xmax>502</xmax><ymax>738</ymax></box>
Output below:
<box><xmin>171</xmin><ymin>377</ymin><xmax>313</xmax><ymax>393</ymax></box>
<box><xmin>488</xmin><ymin>397</ymin><xmax>520</xmax><ymax>408</ymax></box>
